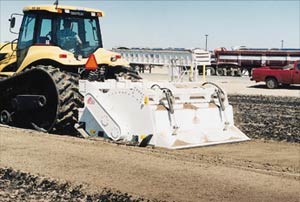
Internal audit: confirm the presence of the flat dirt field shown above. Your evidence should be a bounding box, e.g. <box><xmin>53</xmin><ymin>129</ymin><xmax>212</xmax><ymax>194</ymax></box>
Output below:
<box><xmin>0</xmin><ymin>74</ymin><xmax>299</xmax><ymax>202</ymax></box>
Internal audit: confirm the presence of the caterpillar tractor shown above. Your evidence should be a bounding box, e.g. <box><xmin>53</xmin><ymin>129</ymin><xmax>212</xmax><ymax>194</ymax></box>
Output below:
<box><xmin>0</xmin><ymin>4</ymin><xmax>138</xmax><ymax>132</ymax></box>
<box><xmin>0</xmin><ymin>4</ymin><xmax>249</xmax><ymax>148</ymax></box>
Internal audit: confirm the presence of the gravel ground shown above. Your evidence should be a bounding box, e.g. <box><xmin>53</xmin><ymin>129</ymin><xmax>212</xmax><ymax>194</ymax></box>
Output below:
<box><xmin>0</xmin><ymin>168</ymin><xmax>148</xmax><ymax>202</ymax></box>
<box><xmin>229</xmin><ymin>95</ymin><xmax>300</xmax><ymax>143</ymax></box>
<box><xmin>141</xmin><ymin>73</ymin><xmax>300</xmax><ymax>97</ymax></box>
<box><xmin>0</xmin><ymin>75</ymin><xmax>299</xmax><ymax>201</ymax></box>
<box><xmin>1</xmin><ymin>127</ymin><xmax>299</xmax><ymax>202</ymax></box>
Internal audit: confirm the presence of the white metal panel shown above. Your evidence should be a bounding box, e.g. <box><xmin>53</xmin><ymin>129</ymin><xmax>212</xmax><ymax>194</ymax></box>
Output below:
<box><xmin>79</xmin><ymin>80</ymin><xmax>250</xmax><ymax>149</ymax></box>
<box><xmin>112</xmin><ymin>48</ymin><xmax>211</xmax><ymax>67</ymax></box>
<box><xmin>220</xmin><ymin>55</ymin><xmax>300</xmax><ymax>61</ymax></box>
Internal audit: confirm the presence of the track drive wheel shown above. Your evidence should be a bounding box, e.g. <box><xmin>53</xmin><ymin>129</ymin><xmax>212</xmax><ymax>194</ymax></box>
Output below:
<box><xmin>33</xmin><ymin>65</ymin><xmax>84</xmax><ymax>132</ymax></box>
<box><xmin>0</xmin><ymin>65</ymin><xmax>84</xmax><ymax>133</ymax></box>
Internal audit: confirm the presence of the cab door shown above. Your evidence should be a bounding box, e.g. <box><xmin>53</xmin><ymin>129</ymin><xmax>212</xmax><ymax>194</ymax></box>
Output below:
<box><xmin>16</xmin><ymin>13</ymin><xmax>36</xmax><ymax>70</ymax></box>
<box><xmin>292</xmin><ymin>62</ymin><xmax>300</xmax><ymax>84</ymax></box>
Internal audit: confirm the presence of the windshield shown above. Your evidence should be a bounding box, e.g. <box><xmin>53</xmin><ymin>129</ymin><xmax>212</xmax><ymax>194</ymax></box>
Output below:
<box><xmin>18</xmin><ymin>14</ymin><xmax>36</xmax><ymax>50</ymax></box>
<box><xmin>56</xmin><ymin>16</ymin><xmax>102</xmax><ymax>57</ymax></box>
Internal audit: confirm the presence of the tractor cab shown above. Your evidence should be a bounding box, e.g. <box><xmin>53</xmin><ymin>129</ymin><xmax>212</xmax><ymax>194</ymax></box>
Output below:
<box><xmin>13</xmin><ymin>5</ymin><xmax>104</xmax><ymax>61</ymax></box>
<box><xmin>1</xmin><ymin>4</ymin><xmax>133</xmax><ymax>81</ymax></box>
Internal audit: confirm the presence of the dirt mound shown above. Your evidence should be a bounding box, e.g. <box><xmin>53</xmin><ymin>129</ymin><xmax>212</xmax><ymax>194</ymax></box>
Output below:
<box><xmin>0</xmin><ymin>168</ymin><xmax>148</xmax><ymax>202</ymax></box>
<box><xmin>229</xmin><ymin>95</ymin><xmax>300</xmax><ymax>142</ymax></box>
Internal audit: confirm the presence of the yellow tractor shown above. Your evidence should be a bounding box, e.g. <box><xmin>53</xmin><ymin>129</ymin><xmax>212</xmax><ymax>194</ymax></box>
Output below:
<box><xmin>0</xmin><ymin>4</ymin><xmax>138</xmax><ymax>132</ymax></box>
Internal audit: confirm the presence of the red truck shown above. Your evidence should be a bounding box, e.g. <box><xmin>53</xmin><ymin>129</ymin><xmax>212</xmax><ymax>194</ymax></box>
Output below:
<box><xmin>251</xmin><ymin>61</ymin><xmax>300</xmax><ymax>89</ymax></box>
<box><xmin>210</xmin><ymin>47</ymin><xmax>300</xmax><ymax>76</ymax></box>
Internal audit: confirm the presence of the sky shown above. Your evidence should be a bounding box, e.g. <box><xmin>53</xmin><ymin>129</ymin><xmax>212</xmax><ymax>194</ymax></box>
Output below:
<box><xmin>0</xmin><ymin>0</ymin><xmax>299</xmax><ymax>50</ymax></box>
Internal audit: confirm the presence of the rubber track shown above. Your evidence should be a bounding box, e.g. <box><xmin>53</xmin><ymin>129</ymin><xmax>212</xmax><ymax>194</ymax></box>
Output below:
<box><xmin>33</xmin><ymin>65</ymin><xmax>84</xmax><ymax>133</ymax></box>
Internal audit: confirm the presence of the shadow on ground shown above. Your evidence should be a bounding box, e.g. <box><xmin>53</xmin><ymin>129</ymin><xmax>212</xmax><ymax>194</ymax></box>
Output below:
<box><xmin>248</xmin><ymin>84</ymin><xmax>300</xmax><ymax>90</ymax></box>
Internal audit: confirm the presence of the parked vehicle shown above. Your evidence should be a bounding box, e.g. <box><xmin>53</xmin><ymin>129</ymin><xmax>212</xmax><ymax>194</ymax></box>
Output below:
<box><xmin>112</xmin><ymin>47</ymin><xmax>211</xmax><ymax>74</ymax></box>
<box><xmin>251</xmin><ymin>61</ymin><xmax>300</xmax><ymax>89</ymax></box>
<box><xmin>210</xmin><ymin>47</ymin><xmax>300</xmax><ymax>77</ymax></box>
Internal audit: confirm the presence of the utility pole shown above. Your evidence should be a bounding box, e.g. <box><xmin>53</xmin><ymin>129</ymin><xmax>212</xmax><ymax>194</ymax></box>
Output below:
<box><xmin>281</xmin><ymin>40</ymin><xmax>284</xmax><ymax>49</ymax></box>
<box><xmin>205</xmin><ymin>34</ymin><xmax>208</xmax><ymax>51</ymax></box>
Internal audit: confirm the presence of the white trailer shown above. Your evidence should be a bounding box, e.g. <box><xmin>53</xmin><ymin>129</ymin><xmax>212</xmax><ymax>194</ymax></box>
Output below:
<box><xmin>112</xmin><ymin>48</ymin><xmax>211</xmax><ymax>80</ymax></box>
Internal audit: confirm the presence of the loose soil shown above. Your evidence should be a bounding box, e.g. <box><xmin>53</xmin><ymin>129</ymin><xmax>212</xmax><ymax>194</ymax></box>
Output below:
<box><xmin>0</xmin><ymin>78</ymin><xmax>299</xmax><ymax>201</ymax></box>
<box><xmin>229</xmin><ymin>95</ymin><xmax>300</xmax><ymax>142</ymax></box>
<box><xmin>0</xmin><ymin>127</ymin><xmax>299</xmax><ymax>201</ymax></box>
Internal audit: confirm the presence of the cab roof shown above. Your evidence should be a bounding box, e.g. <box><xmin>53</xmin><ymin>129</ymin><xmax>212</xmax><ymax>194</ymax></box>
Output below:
<box><xmin>23</xmin><ymin>5</ymin><xmax>104</xmax><ymax>16</ymax></box>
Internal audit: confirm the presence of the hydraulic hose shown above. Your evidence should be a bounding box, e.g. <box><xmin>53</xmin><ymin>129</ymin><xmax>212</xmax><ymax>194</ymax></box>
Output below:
<box><xmin>202</xmin><ymin>82</ymin><xmax>226</xmax><ymax>111</ymax></box>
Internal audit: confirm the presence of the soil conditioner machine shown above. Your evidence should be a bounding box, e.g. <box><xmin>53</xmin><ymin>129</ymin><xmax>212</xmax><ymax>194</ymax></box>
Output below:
<box><xmin>77</xmin><ymin>79</ymin><xmax>249</xmax><ymax>149</ymax></box>
<box><xmin>0</xmin><ymin>3</ymin><xmax>249</xmax><ymax>149</ymax></box>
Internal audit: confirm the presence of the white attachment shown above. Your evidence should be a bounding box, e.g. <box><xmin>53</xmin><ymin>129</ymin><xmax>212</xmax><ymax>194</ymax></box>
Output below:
<box><xmin>78</xmin><ymin>79</ymin><xmax>250</xmax><ymax>149</ymax></box>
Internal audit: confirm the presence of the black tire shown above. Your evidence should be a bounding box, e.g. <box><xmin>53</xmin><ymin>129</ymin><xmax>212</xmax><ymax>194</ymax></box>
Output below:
<box><xmin>87</xmin><ymin>67</ymin><xmax>105</xmax><ymax>82</ymax></box>
<box><xmin>216</xmin><ymin>68</ymin><xmax>224</xmax><ymax>76</ymax></box>
<box><xmin>207</xmin><ymin>67</ymin><xmax>216</xmax><ymax>75</ymax></box>
<box><xmin>230</xmin><ymin>69</ymin><xmax>235</xmax><ymax>77</ymax></box>
<box><xmin>236</xmin><ymin>68</ymin><xmax>242</xmax><ymax>76</ymax></box>
<box><xmin>0</xmin><ymin>65</ymin><xmax>83</xmax><ymax>133</ymax></box>
<box><xmin>33</xmin><ymin>65</ymin><xmax>84</xmax><ymax>133</ymax></box>
<box><xmin>241</xmin><ymin>68</ymin><xmax>248</xmax><ymax>76</ymax></box>
<box><xmin>265</xmin><ymin>77</ymin><xmax>278</xmax><ymax>89</ymax></box>
<box><xmin>0</xmin><ymin>110</ymin><xmax>11</xmax><ymax>124</ymax></box>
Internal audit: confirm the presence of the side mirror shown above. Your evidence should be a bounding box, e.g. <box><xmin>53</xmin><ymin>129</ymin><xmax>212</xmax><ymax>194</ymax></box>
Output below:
<box><xmin>9</xmin><ymin>13</ymin><xmax>23</xmax><ymax>34</ymax></box>
<box><xmin>9</xmin><ymin>17</ymin><xmax>16</xmax><ymax>28</ymax></box>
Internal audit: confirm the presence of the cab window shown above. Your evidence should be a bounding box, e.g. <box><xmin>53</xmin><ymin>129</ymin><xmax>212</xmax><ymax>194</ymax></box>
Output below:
<box><xmin>37</xmin><ymin>18</ymin><xmax>52</xmax><ymax>44</ymax></box>
<box><xmin>18</xmin><ymin>14</ymin><xmax>36</xmax><ymax>50</ymax></box>
<box><xmin>56</xmin><ymin>17</ymin><xmax>81</xmax><ymax>53</ymax></box>
<box><xmin>56</xmin><ymin>16</ymin><xmax>102</xmax><ymax>57</ymax></box>
<box><xmin>297</xmin><ymin>63</ymin><xmax>300</xmax><ymax>70</ymax></box>
<box><xmin>84</xmin><ymin>18</ymin><xmax>100</xmax><ymax>47</ymax></box>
